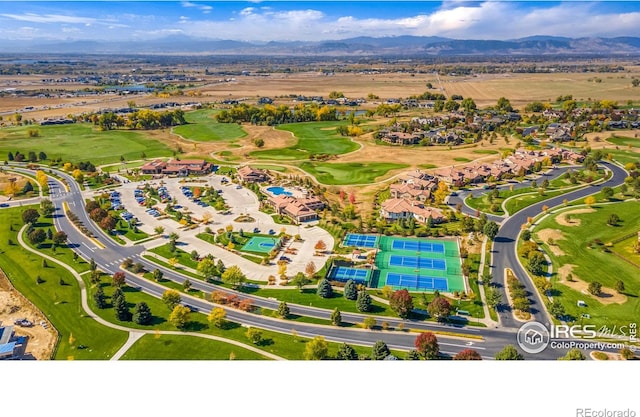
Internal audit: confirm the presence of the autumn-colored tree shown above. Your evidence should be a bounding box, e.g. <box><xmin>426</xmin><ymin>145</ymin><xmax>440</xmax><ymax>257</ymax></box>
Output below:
<box><xmin>339</xmin><ymin>190</ymin><xmax>346</xmax><ymax>200</ymax></box>
<box><xmin>434</xmin><ymin>181</ymin><xmax>450</xmax><ymax>205</ymax></box>
<box><xmin>314</xmin><ymin>240</ymin><xmax>327</xmax><ymax>252</ymax></box>
<box><xmin>193</xmin><ymin>187</ymin><xmax>202</xmax><ymax>198</ymax></box>
<box><xmin>304</xmin><ymin>336</ymin><xmax>329</xmax><ymax>360</ymax></box>
<box><xmin>348</xmin><ymin>192</ymin><xmax>356</xmax><ymax>204</ymax></box>
<box><xmin>222</xmin><ymin>265</ymin><xmax>247</xmax><ymax>288</ymax></box>
<box><xmin>99</xmin><ymin>215</ymin><xmax>116</xmax><ymax>231</ymax></box>
<box><xmin>237</xmin><ymin>298</ymin><xmax>254</xmax><ymax>312</ymax></box>
<box><xmin>208</xmin><ymin>307</ymin><xmax>227</xmax><ymax>328</ymax></box>
<box><xmin>584</xmin><ymin>196</ymin><xmax>596</xmax><ymax>207</ymax></box>
<box><xmin>168</xmin><ymin>257</ymin><xmax>178</xmax><ymax>268</ymax></box>
<box><xmin>415</xmin><ymin>332</ymin><xmax>440</xmax><ymax>359</ymax></box>
<box><xmin>389</xmin><ymin>289</ymin><xmax>414</xmax><ymax>318</ymax></box>
<box><xmin>112</xmin><ymin>272</ymin><xmax>126</xmax><ymax>288</ymax></box>
<box><xmin>169</xmin><ymin>305</ymin><xmax>190</xmax><ymax>329</ymax></box>
<box><xmin>305</xmin><ymin>261</ymin><xmax>316</xmax><ymax>278</ymax></box>
<box><xmin>427</xmin><ymin>296</ymin><xmax>451</xmax><ymax>321</ymax></box>
<box><xmin>162</xmin><ymin>289</ymin><xmax>181</xmax><ymax>311</ymax></box>
<box><xmin>454</xmin><ymin>349</ymin><xmax>482</xmax><ymax>360</ymax></box>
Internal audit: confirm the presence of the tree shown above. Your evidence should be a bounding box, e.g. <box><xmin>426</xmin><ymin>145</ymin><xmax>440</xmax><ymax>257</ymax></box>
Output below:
<box><xmin>21</xmin><ymin>208</ymin><xmax>40</xmax><ymax>225</ymax></box>
<box><xmin>496</xmin><ymin>97</ymin><xmax>513</xmax><ymax>112</ymax></box>
<box><xmin>93</xmin><ymin>286</ymin><xmax>107</xmax><ymax>309</ymax></box>
<box><xmin>406</xmin><ymin>350</ymin><xmax>421</xmax><ymax>360</ymax></box>
<box><xmin>495</xmin><ymin>344</ymin><xmax>524</xmax><ymax>360</ymax></box>
<box><xmin>550</xmin><ymin>301</ymin><xmax>566</xmax><ymax>319</ymax></box>
<box><xmin>253</xmin><ymin>138</ymin><xmax>265</xmax><ymax>148</ymax></box>
<box><xmin>356</xmin><ymin>290</ymin><xmax>372</xmax><ymax>312</ymax></box>
<box><xmin>607</xmin><ymin>213</ymin><xmax>621</xmax><ymax>226</ymax></box>
<box><xmin>521</xmin><ymin>229</ymin><xmax>531</xmax><ymax>241</ymax></box>
<box><xmin>483</xmin><ymin>221</ymin><xmax>499</xmax><ymax>241</ymax></box>
<box><xmin>90</xmin><ymin>258</ymin><xmax>97</xmax><ymax>271</ymax></box>
<box><xmin>427</xmin><ymin>296</ymin><xmax>451</xmax><ymax>321</ymax></box>
<box><xmin>277</xmin><ymin>301</ymin><xmax>290</xmax><ymax>318</ymax></box>
<box><xmin>245</xmin><ymin>327</ymin><xmax>263</xmax><ymax>345</ymax></box>
<box><xmin>527</xmin><ymin>251</ymin><xmax>546</xmax><ymax>276</ymax></box>
<box><xmin>305</xmin><ymin>261</ymin><xmax>316</xmax><ymax>278</ymax></box>
<box><xmin>162</xmin><ymin>289</ymin><xmax>181</xmax><ymax>310</ymax></box>
<box><xmin>454</xmin><ymin>349</ymin><xmax>482</xmax><ymax>360</ymax></box>
<box><xmin>169</xmin><ymin>305</ymin><xmax>190</xmax><ymax>329</ymax></box>
<box><xmin>588</xmin><ymin>281</ymin><xmax>602</xmax><ymax>296</ymax></box>
<box><xmin>372</xmin><ymin>340</ymin><xmax>391</xmax><ymax>360</ymax></box>
<box><xmin>314</xmin><ymin>240</ymin><xmax>326</xmax><ymax>253</ymax></box>
<box><xmin>208</xmin><ymin>307</ymin><xmax>227</xmax><ymax>328</ymax></box>
<box><xmin>344</xmin><ymin>279</ymin><xmax>358</xmax><ymax>300</ymax></box>
<box><xmin>182</xmin><ymin>279</ymin><xmax>192</xmax><ymax>292</ymax></box>
<box><xmin>113</xmin><ymin>291</ymin><xmax>130</xmax><ymax>321</ymax></box>
<box><xmin>559</xmin><ymin>348</ymin><xmax>586</xmax><ymax>360</ymax></box>
<box><xmin>154</xmin><ymin>226</ymin><xmax>165</xmax><ymax>235</ymax></box>
<box><xmin>584</xmin><ymin>196</ymin><xmax>596</xmax><ymax>207</ymax></box>
<box><xmin>99</xmin><ymin>215</ymin><xmax>116</xmax><ymax>231</ymax></box>
<box><xmin>39</xmin><ymin>199</ymin><xmax>55</xmax><ymax>217</ymax></box>
<box><xmin>433</xmin><ymin>181</ymin><xmax>450</xmax><ymax>205</ymax></box>
<box><xmin>52</xmin><ymin>231</ymin><xmax>67</xmax><ymax>246</ymax></box>
<box><xmin>615</xmin><ymin>280</ymin><xmax>625</xmax><ymax>294</ymax></box>
<box><xmin>316</xmin><ymin>278</ymin><xmax>333</xmax><ymax>298</ymax></box>
<box><xmin>152</xmin><ymin>268</ymin><xmax>163</xmax><ymax>282</ymax></box>
<box><xmin>221</xmin><ymin>265</ymin><xmax>247</xmax><ymax>288</ymax></box>
<box><xmin>291</xmin><ymin>272</ymin><xmax>310</xmax><ymax>292</ymax></box>
<box><xmin>336</xmin><ymin>343</ymin><xmax>358</xmax><ymax>360</ymax></box>
<box><xmin>330</xmin><ymin>308</ymin><xmax>342</xmax><ymax>326</ymax></box>
<box><xmin>196</xmin><ymin>257</ymin><xmax>218</xmax><ymax>281</ymax></box>
<box><xmin>111</xmin><ymin>271</ymin><xmax>126</xmax><ymax>288</ymax></box>
<box><xmin>389</xmin><ymin>289</ymin><xmax>414</xmax><ymax>318</ymax></box>
<box><xmin>133</xmin><ymin>302</ymin><xmax>153</xmax><ymax>325</ymax></box>
<box><xmin>601</xmin><ymin>186</ymin><xmax>614</xmax><ymax>200</ymax></box>
<box><xmin>415</xmin><ymin>332</ymin><xmax>439</xmax><ymax>359</ymax></box>
<box><xmin>304</xmin><ymin>336</ymin><xmax>328</xmax><ymax>360</ymax></box>
<box><xmin>486</xmin><ymin>288</ymin><xmax>502</xmax><ymax>310</ymax></box>
<box><xmin>27</xmin><ymin>229</ymin><xmax>46</xmax><ymax>246</ymax></box>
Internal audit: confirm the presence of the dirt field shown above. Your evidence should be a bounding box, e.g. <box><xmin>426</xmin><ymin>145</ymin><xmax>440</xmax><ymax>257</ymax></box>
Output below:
<box><xmin>537</xmin><ymin>229</ymin><xmax>566</xmax><ymax>256</ymax></box>
<box><xmin>0</xmin><ymin>271</ymin><xmax>57</xmax><ymax>360</ymax></box>
<box><xmin>557</xmin><ymin>264</ymin><xmax>627</xmax><ymax>305</ymax></box>
<box><xmin>0</xmin><ymin>172</ymin><xmax>30</xmax><ymax>200</ymax></box>
<box><xmin>556</xmin><ymin>208</ymin><xmax>596</xmax><ymax>227</ymax></box>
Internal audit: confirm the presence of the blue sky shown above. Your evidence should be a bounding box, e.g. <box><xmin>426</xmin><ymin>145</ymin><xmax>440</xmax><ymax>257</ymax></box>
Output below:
<box><xmin>1</xmin><ymin>1</ymin><xmax>639</xmax><ymax>42</ymax></box>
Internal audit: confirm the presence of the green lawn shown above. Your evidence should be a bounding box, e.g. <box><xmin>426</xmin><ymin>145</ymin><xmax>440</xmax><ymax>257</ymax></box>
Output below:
<box><xmin>606</xmin><ymin>148</ymin><xmax>640</xmax><ymax>166</ymax></box>
<box><xmin>453</xmin><ymin>157</ymin><xmax>471</xmax><ymax>162</ymax></box>
<box><xmin>250</xmin><ymin>121</ymin><xmax>358</xmax><ymax>160</ymax></box>
<box><xmin>0</xmin><ymin>206</ymin><xmax>128</xmax><ymax>359</ymax></box>
<box><xmin>606</xmin><ymin>135</ymin><xmax>640</xmax><ymax>148</ymax></box>
<box><xmin>299</xmin><ymin>161</ymin><xmax>409</xmax><ymax>185</ymax></box>
<box><xmin>531</xmin><ymin>201</ymin><xmax>640</xmax><ymax>332</ymax></box>
<box><xmin>0</xmin><ymin>123</ymin><xmax>173</xmax><ymax>165</ymax></box>
<box><xmin>472</xmin><ymin>149</ymin><xmax>499</xmax><ymax>155</ymax></box>
<box><xmin>120</xmin><ymin>334</ymin><xmax>270</xmax><ymax>360</ymax></box>
<box><xmin>172</xmin><ymin>109</ymin><xmax>247</xmax><ymax>142</ymax></box>
<box><xmin>149</xmin><ymin>244</ymin><xmax>200</xmax><ymax>270</ymax></box>
<box><xmin>418</xmin><ymin>164</ymin><xmax>437</xmax><ymax>170</ymax></box>
<box><xmin>504</xmin><ymin>189</ymin><xmax>567</xmax><ymax>215</ymax></box>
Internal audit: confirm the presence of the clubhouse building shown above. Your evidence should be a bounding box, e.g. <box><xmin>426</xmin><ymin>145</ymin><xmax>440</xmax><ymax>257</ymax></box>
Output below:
<box><xmin>140</xmin><ymin>159</ymin><xmax>213</xmax><ymax>176</ymax></box>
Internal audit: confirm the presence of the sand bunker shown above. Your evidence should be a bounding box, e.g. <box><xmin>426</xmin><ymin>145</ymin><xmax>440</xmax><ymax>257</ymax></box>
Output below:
<box><xmin>555</xmin><ymin>208</ymin><xmax>596</xmax><ymax>227</ymax></box>
<box><xmin>536</xmin><ymin>229</ymin><xmax>565</xmax><ymax>256</ymax></box>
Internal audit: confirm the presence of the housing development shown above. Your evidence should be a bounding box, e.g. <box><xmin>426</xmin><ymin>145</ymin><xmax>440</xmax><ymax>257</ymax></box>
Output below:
<box><xmin>1</xmin><ymin>3</ymin><xmax>640</xmax><ymax>369</ymax></box>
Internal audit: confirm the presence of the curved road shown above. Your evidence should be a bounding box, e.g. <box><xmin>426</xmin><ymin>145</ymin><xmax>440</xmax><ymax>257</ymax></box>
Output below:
<box><xmin>5</xmin><ymin>161</ymin><xmax>631</xmax><ymax>359</ymax></box>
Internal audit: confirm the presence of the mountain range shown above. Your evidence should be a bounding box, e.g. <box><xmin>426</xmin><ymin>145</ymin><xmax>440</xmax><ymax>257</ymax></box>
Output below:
<box><xmin>2</xmin><ymin>35</ymin><xmax>640</xmax><ymax>56</ymax></box>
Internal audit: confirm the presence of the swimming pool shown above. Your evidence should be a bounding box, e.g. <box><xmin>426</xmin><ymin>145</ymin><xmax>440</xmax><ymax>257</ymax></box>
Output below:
<box><xmin>266</xmin><ymin>186</ymin><xmax>293</xmax><ymax>196</ymax></box>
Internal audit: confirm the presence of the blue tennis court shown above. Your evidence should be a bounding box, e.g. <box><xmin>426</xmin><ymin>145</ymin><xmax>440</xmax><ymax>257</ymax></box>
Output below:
<box><xmin>343</xmin><ymin>233</ymin><xmax>378</xmax><ymax>249</ymax></box>
<box><xmin>391</xmin><ymin>239</ymin><xmax>445</xmax><ymax>253</ymax></box>
<box><xmin>385</xmin><ymin>273</ymin><xmax>449</xmax><ymax>291</ymax></box>
<box><xmin>388</xmin><ymin>255</ymin><xmax>446</xmax><ymax>270</ymax></box>
<box><xmin>329</xmin><ymin>266</ymin><xmax>370</xmax><ymax>284</ymax></box>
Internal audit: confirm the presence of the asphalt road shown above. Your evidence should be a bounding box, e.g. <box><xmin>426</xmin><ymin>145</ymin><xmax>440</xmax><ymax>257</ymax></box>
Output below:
<box><xmin>4</xmin><ymin>162</ymin><xmax>632</xmax><ymax>359</ymax></box>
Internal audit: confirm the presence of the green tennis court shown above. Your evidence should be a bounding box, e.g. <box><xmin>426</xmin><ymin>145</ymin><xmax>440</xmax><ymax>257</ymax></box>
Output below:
<box><xmin>372</xmin><ymin>236</ymin><xmax>466</xmax><ymax>293</ymax></box>
<box><xmin>241</xmin><ymin>236</ymin><xmax>282</xmax><ymax>254</ymax></box>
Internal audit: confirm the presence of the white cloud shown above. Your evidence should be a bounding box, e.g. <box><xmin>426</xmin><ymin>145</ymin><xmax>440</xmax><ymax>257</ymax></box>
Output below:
<box><xmin>181</xmin><ymin>1</ymin><xmax>212</xmax><ymax>14</ymax></box>
<box><xmin>0</xmin><ymin>12</ymin><xmax>128</xmax><ymax>28</ymax></box>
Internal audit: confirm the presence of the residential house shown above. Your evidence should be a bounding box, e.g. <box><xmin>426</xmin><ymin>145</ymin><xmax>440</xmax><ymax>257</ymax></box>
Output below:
<box><xmin>380</xmin><ymin>198</ymin><xmax>445</xmax><ymax>224</ymax></box>
<box><xmin>266</xmin><ymin>195</ymin><xmax>325</xmax><ymax>224</ymax></box>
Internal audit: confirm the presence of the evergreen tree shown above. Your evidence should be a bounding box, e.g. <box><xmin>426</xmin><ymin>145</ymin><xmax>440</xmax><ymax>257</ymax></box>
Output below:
<box><xmin>277</xmin><ymin>301</ymin><xmax>290</xmax><ymax>318</ymax></box>
<box><xmin>356</xmin><ymin>291</ymin><xmax>372</xmax><ymax>312</ymax></box>
<box><xmin>344</xmin><ymin>279</ymin><xmax>358</xmax><ymax>300</ymax></box>
<box><xmin>316</xmin><ymin>278</ymin><xmax>333</xmax><ymax>298</ymax></box>
<box><xmin>336</xmin><ymin>343</ymin><xmax>358</xmax><ymax>360</ymax></box>
<box><xmin>93</xmin><ymin>286</ymin><xmax>106</xmax><ymax>309</ymax></box>
<box><xmin>114</xmin><ymin>292</ymin><xmax>130</xmax><ymax>321</ymax></box>
<box><xmin>330</xmin><ymin>307</ymin><xmax>342</xmax><ymax>326</ymax></box>
<box><xmin>372</xmin><ymin>340</ymin><xmax>391</xmax><ymax>360</ymax></box>
<box><xmin>406</xmin><ymin>350</ymin><xmax>421</xmax><ymax>360</ymax></box>
<box><xmin>133</xmin><ymin>302</ymin><xmax>153</xmax><ymax>325</ymax></box>
<box><xmin>7</xmin><ymin>151</ymin><xmax>14</xmax><ymax>161</ymax></box>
